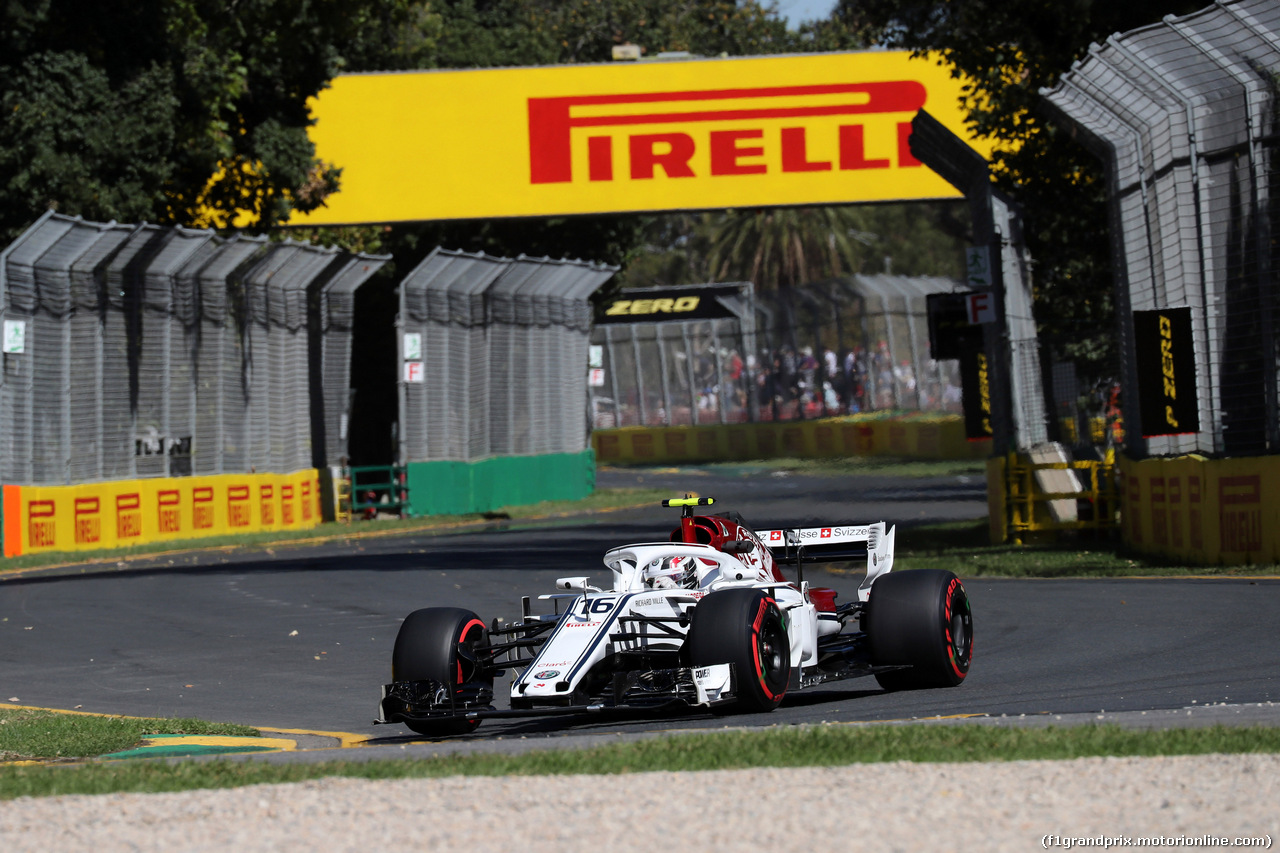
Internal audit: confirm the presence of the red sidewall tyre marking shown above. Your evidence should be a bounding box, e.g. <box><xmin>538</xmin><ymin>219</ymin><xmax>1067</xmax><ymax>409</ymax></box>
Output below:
<box><xmin>455</xmin><ymin>618</ymin><xmax>486</xmax><ymax>685</ymax></box>
<box><xmin>943</xmin><ymin>578</ymin><xmax>970</xmax><ymax>680</ymax></box>
<box><xmin>751</xmin><ymin>597</ymin><xmax>782</xmax><ymax>701</ymax></box>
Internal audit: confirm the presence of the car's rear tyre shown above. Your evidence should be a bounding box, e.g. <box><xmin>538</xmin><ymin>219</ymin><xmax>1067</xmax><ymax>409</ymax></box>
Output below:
<box><xmin>686</xmin><ymin>587</ymin><xmax>790</xmax><ymax>713</ymax></box>
<box><xmin>865</xmin><ymin>569</ymin><xmax>972</xmax><ymax>691</ymax></box>
<box><xmin>392</xmin><ymin>607</ymin><xmax>491</xmax><ymax>736</ymax></box>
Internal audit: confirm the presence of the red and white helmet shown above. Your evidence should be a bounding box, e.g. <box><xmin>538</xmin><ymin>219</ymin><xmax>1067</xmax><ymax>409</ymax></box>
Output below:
<box><xmin>643</xmin><ymin>555</ymin><xmax>698</xmax><ymax>589</ymax></box>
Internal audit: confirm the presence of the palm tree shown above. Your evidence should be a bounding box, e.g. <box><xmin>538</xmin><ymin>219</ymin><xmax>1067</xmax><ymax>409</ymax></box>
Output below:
<box><xmin>704</xmin><ymin>205</ymin><xmax>877</xmax><ymax>291</ymax></box>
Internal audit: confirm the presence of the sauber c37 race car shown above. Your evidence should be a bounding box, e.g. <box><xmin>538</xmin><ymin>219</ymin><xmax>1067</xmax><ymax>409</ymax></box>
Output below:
<box><xmin>377</xmin><ymin>497</ymin><xmax>973</xmax><ymax>736</ymax></box>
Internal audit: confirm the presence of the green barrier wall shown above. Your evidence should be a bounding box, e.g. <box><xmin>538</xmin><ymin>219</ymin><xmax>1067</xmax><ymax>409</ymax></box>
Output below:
<box><xmin>404</xmin><ymin>450</ymin><xmax>596</xmax><ymax>517</ymax></box>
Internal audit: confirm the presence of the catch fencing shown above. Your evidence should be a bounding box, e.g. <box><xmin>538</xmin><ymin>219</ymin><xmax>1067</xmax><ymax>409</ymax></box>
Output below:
<box><xmin>589</xmin><ymin>276</ymin><xmax>967</xmax><ymax>429</ymax></box>
<box><xmin>397</xmin><ymin>248</ymin><xmax>617</xmax><ymax>462</ymax></box>
<box><xmin>1042</xmin><ymin>0</ymin><xmax>1280</xmax><ymax>458</ymax></box>
<box><xmin>0</xmin><ymin>211</ymin><xmax>388</xmax><ymax>486</ymax></box>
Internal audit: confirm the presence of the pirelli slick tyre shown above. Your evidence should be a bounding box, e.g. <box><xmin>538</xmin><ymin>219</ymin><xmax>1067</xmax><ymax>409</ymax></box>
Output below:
<box><xmin>865</xmin><ymin>569</ymin><xmax>972</xmax><ymax>691</ymax></box>
<box><xmin>686</xmin><ymin>588</ymin><xmax>790</xmax><ymax>713</ymax></box>
<box><xmin>392</xmin><ymin>607</ymin><xmax>491</xmax><ymax>736</ymax></box>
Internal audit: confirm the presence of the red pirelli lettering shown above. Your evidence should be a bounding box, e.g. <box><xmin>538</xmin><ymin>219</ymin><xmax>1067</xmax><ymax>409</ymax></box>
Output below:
<box><xmin>29</xmin><ymin>519</ymin><xmax>56</xmax><ymax>547</ymax></box>
<box><xmin>630</xmin><ymin>133</ymin><xmax>696</xmax><ymax>179</ymax></box>
<box><xmin>74</xmin><ymin>497</ymin><xmax>101</xmax><ymax>544</ymax></box>
<box><xmin>1219</xmin><ymin>475</ymin><xmax>1260</xmax><ymax>504</ymax></box>
<box><xmin>529</xmin><ymin>81</ymin><xmax>927</xmax><ymax>184</ymax></box>
<box><xmin>710</xmin><ymin>129</ymin><xmax>766</xmax><ymax>176</ymax></box>
<box><xmin>588</xmin><ymin>136</ymin><xmax>613</xmax><ymax>181</ymax></box>
<box><xmin>781</xmin><ymin>127</ymin><xmax>830</xmax><ymax>172</ymax></box>
<box><xmin>840</xmin><ymin>124</ymin><xmax>889</xmax><ymax>169</ymax></box>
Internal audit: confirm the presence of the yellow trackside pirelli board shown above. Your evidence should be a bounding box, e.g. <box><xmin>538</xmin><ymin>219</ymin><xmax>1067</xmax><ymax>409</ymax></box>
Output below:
<box><xmin>291</xmin><ymin>51</ymin><xmax>996</xmax><ymax>226</ymax></box>
<box><xmin>3</xmin><ymin>471</ymin><xmax>322</xmax><ymax>558</ymax></box>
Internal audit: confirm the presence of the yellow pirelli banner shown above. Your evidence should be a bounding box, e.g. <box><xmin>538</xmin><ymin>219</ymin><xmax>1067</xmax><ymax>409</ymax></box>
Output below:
<box><xmin>3</xmin><ymin>471</ymin><xmax>322</xmax><ymax>558</ymax></box>
<box><xmin>593</xmin><ymin>416</ymin><xmax>989</xmax><ymax>465</ymax></box>
<box><xmin>291</xmin><ymin>51</ymin><xmax>996</xmax><ymax>225</ymax></box>
<box><xmin>1118</xmin><ymin>455</ymin><xmax>1280</xmax><ymax>565</ymax></box>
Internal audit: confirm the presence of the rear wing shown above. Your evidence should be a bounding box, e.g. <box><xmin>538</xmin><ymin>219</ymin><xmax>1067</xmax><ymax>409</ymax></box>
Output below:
<box><xmin>756</xmin><ymin>522</ymin><xmax>895</xmax><ymax>602</ymax></box>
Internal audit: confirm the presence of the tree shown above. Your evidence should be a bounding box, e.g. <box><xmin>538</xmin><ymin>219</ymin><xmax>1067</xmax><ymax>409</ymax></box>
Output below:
<box><xmin>0</xmin><ymin>52</ymin><xmax>178</xmax><ymax>231</ymax></box>
<box><xmin>707</xmin><ymin>206</ymin><xmax>875</xmax><ymax>291</ymax></box>
<box><xmin>616</xmin><ymin>201</ymin><xmax>967</xmax><ymax>291</ymax></box>
<box><xmin>430</xmin><ymin>0</ymin><xmax>793</xmax><ymax>68</ymax></box>
<box><xmin>846</xmin><ymin>0</ymin><xmax>1207</xmax><ymax>379</ymax></box>
<box><xmin>0</xmin><ymin>0</ymin><xmax>435</xmax><ymax>243</ymax></box>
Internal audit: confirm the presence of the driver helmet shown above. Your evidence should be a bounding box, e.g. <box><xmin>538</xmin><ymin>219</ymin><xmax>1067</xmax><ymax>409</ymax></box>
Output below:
<box><xmin>644</xmin><ymin>555</ymin><xmax>698</xmax><ymax>589</ymax></box>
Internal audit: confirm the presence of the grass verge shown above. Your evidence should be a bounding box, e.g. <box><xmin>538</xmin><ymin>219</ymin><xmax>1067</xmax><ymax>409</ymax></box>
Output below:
<box><xmin>2</xmin><ymin>723</ymin><xmax>1279</xmax><ymax>799</ymax></box>
<box><xmin>0</xmin><ymin>708</ymin><xmax>258</xmax><ymax>762</ymax></box>
<box><xmin>895</xmin><ymin>520</ymin><xmax>1280</xmax><ymax>578</ymax></box>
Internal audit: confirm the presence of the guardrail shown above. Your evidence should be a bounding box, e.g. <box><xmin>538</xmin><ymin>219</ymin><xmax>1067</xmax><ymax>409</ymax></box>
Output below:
<box><xmin>333</xmin><ymin>472</ymin><xmax>352</xmax><ymax>524</ymax></box>
<box><xmin>991</xmin><ymin>451</ymin><xmax>1120</xmax><ymax>544</ymax></box>
<box><xmin>348</xmin><ymin>466</ymin><xmax>409</xmax><ymax>519</ymax></box>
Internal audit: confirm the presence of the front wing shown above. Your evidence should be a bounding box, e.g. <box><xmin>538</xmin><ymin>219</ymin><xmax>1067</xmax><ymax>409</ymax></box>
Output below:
<box><xmin>376</xmin><ymin>663</ymin><xmax>735</xmax><ymax>726</ymax></box>
<box><xmin>376</xmin><ymin>656</ymin><xmax>909</xmax><ymax>727</ymax></box>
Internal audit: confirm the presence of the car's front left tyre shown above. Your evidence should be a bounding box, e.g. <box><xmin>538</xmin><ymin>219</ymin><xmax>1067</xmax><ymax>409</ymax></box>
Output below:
<box><xmin>686</xmin><ymin>587</ymin><xmax>790</xmax><ymax>713</ymax></box>
<box><xmin>391</xmin><ymin>607</ymin><xmax>491</xmax><ymax>736</ymax></box>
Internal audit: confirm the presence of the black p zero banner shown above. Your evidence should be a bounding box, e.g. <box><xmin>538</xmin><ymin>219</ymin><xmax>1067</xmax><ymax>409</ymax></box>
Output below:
<box><xmin>596</xmin><ymin>285</ymin><xmax>746</xmax><ymax>324</ymax></box>
<box><xmin>956</xmin><ymin>329</ymin><xmax>993</xmax><ymax>440</ymax></box>
<box><xmin>1133</xmin><ymin>307</ymin><xmax>1199</xmax><ymax>437</ymax></box>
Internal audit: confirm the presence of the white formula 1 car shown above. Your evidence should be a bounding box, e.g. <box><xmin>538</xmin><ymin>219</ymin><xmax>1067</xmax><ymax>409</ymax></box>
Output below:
<box><xmin>377</xmin><ymin>497</ymin><xmax>972</xmax><ymax>736</ymax></box>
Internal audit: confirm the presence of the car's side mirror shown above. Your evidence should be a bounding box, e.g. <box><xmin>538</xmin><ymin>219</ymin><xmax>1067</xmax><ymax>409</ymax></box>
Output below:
<box><xmin>721</xmin><ymin>539</ymin><xmax>754</xmax><ymax>554</ymax></box>
<box><xmin>555</xmin><ymin>576</ymin><xmax>592</xmax><ymax>591</ymax></box>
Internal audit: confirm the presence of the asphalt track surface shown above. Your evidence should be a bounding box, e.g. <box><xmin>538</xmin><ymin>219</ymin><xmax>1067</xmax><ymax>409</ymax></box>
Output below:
<box><xmin>2</xmin><ymin>465</ymin><xmax>1279</xmax><ymax>759</ymax></box>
